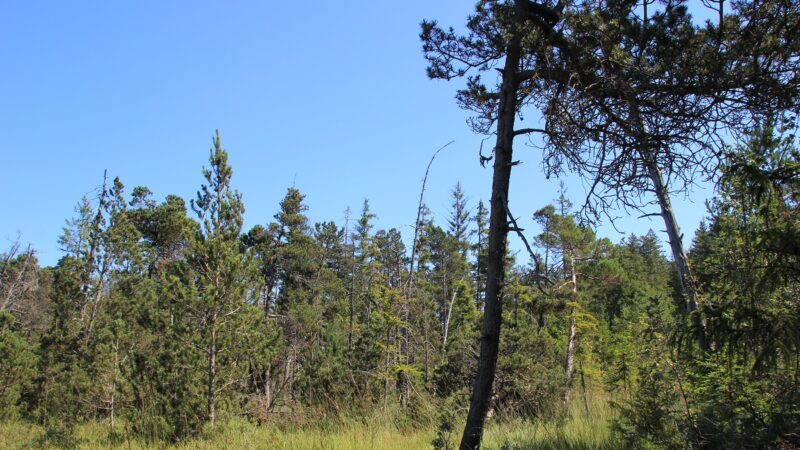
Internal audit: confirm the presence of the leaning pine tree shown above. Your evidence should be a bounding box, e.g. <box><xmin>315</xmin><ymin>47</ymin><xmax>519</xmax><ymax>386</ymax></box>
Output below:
<box><xmin>422</xmin><ymin>1</ymin><xmax>554</xmax><ymax>448</ymax></box>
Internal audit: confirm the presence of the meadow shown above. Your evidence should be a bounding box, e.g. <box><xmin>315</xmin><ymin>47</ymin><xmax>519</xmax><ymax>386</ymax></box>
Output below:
<box><xmin>0</xmin><ymin>397</ymin><xmax>616</xmax><ymax>449</ymax></box>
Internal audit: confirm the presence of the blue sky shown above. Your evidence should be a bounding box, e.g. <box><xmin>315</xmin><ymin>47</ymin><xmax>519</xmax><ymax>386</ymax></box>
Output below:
<box><xmin>1</xmin><ymin>1</ymin><xmax>714</xmax><ymax>267</ymax></box>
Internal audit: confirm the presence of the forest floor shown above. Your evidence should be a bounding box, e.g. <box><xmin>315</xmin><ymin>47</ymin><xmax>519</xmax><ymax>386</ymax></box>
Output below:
<box><xmin>0</xmin><ymin>398</ymin><xmax>616</xmax><ymax>449</ymax></box>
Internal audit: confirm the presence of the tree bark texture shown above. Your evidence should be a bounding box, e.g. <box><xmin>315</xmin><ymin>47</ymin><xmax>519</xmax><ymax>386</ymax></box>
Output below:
<box><xmin>643</xmin><ymin>156</ymin><xmax>709</xmax><ymax>351</ymax></box>
<box><xmin>563</xmin><ymin>254</ymin><xmax>578</xmax><ymax>403</ymax></box>
<box><xmin>460</xmin><ymin>5</ymin><xmax>523</xmax><ymax>448</ymax></box>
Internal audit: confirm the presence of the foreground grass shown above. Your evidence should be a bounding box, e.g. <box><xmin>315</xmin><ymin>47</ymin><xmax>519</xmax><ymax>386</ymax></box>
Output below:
<box><xmin>483</xmin><ymin>406</ymin><xmax>617</xmax><ymax>449</ymax></box>
<box><xmin>1</xmin><ymin>397</ymin><xmax>616</xmax><ymax>449</ymax></box>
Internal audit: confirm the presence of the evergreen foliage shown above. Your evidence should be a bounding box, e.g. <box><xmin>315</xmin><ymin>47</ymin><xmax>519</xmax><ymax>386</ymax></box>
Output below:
<box><xmin>2</xmin><ymin>124</ymin><xmax>798</xmax><ymax>449</ymax></box>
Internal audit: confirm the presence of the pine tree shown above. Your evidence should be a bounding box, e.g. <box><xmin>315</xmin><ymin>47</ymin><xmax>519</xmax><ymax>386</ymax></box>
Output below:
<box><xmin>533</xmin><ymin>198</ymin><xmax>596</xmax><ymax>403</ymax></box>
<box><xmin>187</xmin><ymin>131</ymin><xmax>259</xmax><ymax>427</ymax></box>
<box><xmin>471</xmin><ymin>200</ymin><xmax>489</xmax><ymax>309</ymax></box>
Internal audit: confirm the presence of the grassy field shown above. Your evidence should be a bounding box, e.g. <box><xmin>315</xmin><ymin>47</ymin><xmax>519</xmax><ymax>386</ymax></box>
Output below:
<box><xmin>0</xmin><ymin>397</ymin><xmax>616</xmax><ymax>449</ymax></box>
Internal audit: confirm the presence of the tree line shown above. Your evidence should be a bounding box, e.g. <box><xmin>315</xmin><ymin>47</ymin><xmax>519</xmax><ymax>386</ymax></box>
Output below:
<box><xmin>1</xmin><ymin>0</ymin><xmax>799</xmax><ymax>448</ymax></box>
<box><xmin>1</xmin><ymin>124</ymin><xmax>798</xmax><ymax>448</ymax></box>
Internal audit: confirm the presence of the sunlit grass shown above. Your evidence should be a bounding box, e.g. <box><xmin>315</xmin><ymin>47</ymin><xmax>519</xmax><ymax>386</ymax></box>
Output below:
<box><xmin>0</xmin><ymin>394</ymin><xmax>616</xmax><ymax>449</ymax></box>
<box><xmin>482</xmin><ymin>395</ymin><xmax>618</xmax><ymax>450</ymax></box>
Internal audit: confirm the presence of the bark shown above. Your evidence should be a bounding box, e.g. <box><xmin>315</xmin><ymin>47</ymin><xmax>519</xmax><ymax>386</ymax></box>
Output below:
<box><xmin>563</xmin><ymin>254</ymin><xmax>578</xmax><ymax>403</ymax></box>
<box><xmin>207</xmin><ymin>317</ymin><xmax>217</xmax><ymax>427</ymax></box>
<box><xmin>263</xmin><ymin>281</ymin><xmax>274</xmax><ymax>317</ymax></box>
<box><xmin>85</xmin><ymin>257</ymin><xmax>110</xmax><ymax>344</ymax></box>
<box><xmin>579</xmin><ymin>359</ymin><xmax>589</xmax><ymax>416</ymax></box>
<box><xmin>109</xmin><ymin>338</ymin><xmax>119</xmax><ymax>433</ymax></box>
<box><xmin>626</xmin><ymin>96</ymin><xmax>708</xmax><ymax>350</ymax></box>
<box><xmin>264</xmin><ymin>364</ymin><xmax>271</xmax><ymax>418</ymax></box>
<box><xmin>284</xmin><ymin>345</ymin><xmax>294</xmax><ymax>406</ymax></box>
<box><xmin>460</xmin><ymin>6</ymin><xmax>523</xmax><ymax>448</ymax></box>
<box><xmin>0</xmin><ymin>245</ymin><xmax>33</xmax><ymax>313</ymax></box>
<box><xmin>348</xmin><ymin>241</ymin><xmax>356</xmax><ymax>351</ymax></box>
<box><xmin>423</xmin><ymin>317</ymin><xmax>430</xmax><ymax>384</ymax></box>
<box><xmin>384</xmin><ymin>327</ymin><xmax>391</xmax><ymax>410</ymax></box>
<box><xmin>442</xmin><ymin>289</ymin><xmax>458</xmax><ymax>352</ymax></box>
<box><xmin>441</xmin><ymin>270</ymin><xmax>448</xmax><ymax>343</ymax></box>
<box><xmin>643</xmin><ymin>155</ymin><xmax>709</xmax><ymax>351</ymax></box>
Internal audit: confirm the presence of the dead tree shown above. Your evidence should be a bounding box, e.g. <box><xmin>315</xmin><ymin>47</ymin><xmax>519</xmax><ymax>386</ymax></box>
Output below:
<box><xmin>401</xmin><ymin>140</ymin><xmax>453</xmax><ymax>406</ymax></box>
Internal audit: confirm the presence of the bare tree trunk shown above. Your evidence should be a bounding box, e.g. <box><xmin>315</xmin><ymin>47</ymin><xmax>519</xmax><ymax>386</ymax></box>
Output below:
<box><xmin>579</xmin><ymin>359</ymin><xmax>589</xmax><ymax>416</ymax></box>
<box><xmin>284</xmin><ymin>345</ymin><xmax>295</xmax><ymax>407</ymax></box>
<box><xmin>1</xmin><ymin>243</ymin><xmax>33</xmax><ymax>313</ymax></box>
<box><xmin>109</xmin><ymin>338</ymin><xmax>119</xmax><ymax>434</ymax></box>
<box><xmin>263</xmin><ymin>282</ymin><xmax>274</xmax><ymax>317</ymax></box>
<box><xmin>441</xmin><ymin>270</ymin><xmax>448</xmax><ymax>342</ymax></box>
<box><xmin>207</xmin><ymin>317</ymin><xmax>217</xmax><ymax>427</ymax></box>
<box><xmin>80</xmin><ymin>175</ymin><xmax>109</xmax><ymax>327</ymax></box>
<box><xmin>85</xmin><ymin>257</ymin><xmax>110</xmax><ymax>345</ymax></box>
<box><xmin>400</xmin><ymin>140</ymin><xmax>453</xmax><ymax>407</ymax></box>
<box><xmin>442</xmin><ymin>282</ymin><xmax>461</xmax><ymax>352</ymax></box>
<box><xmin>348</xmin><ymin>241</ymin><xmax>356</xmax><ymax>351</ymax></box>
<box><xmin>384</xmin><ymin>327</ymin><xmax>391</xmax><ymax>410</ymax></box>
<box><xmin>643</xmin><ymin>156</ymin><xmax>708</xmax><ymax>351</ymax></box>
<box><xmin>460</xmin><ymin>6</ymin><xmax>523</xmax><ymax>447</ymax></box>
<box><xmin>264</xmin><ymin>363</ymin><xmax>271</xmax><ymax>417</ymax></box>
<box><xmin>475</xmin><ymin>230</ymin><xmax>482</xmax><ymax>308</ymax></box>
<box><xmin>423</xmin><ymin>316</ymin><xmax>430</xmax><ymax>385</ymax></box>
<box><xmin>564</xmin><ymin>254</ymin><xmax>578</xmax><ymax>403</ymax></box>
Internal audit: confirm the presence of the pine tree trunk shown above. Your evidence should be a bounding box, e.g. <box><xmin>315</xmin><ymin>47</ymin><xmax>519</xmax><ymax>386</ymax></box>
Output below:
<box><xmin>348</xmin><ymin>238</ymin><xmax>357</xmax><ymax>351</ymax></box>
<box><xmin>384</xmin><ymin>327</ymin><xmax>391</xmax><ymax>410</ymax></box>
<box><xmin>564</xmin><ymin>312</ymin><xmax>577</xmax><ymax>399</ymax></box>
<box><xmin>443</xmin><ymin>290</ymin><xmax>457</xmax><ymax>352</ymax></box>
<box><xmin>460</xmin><ymin>5</ymin><xmax>523</xmax><ymax>447</ymax></box>
<box><xmin>264</xmin><ymin>364</ymin><xmax>271</xmax><ymax>418</ymax></box>
<box><xmin>109</xmin><ymin>338</ymin><xmax>118</xmax><ymax>434</ymax></box>
<box><xmin>643</xmin><ymin>156</ymin><xmax>708</xmax><ymax>351</ymax></box>
<box><xmin>423</xmin><ymin>318</ymin><xmax>430</xmax><ymax>384</ymax></box>
<box><xmin>564</xmin><ymin>255</ymin><xmax>578</xmax><ymax>403</ymax></box>
<box><xmin>474</xmin><ymin>232</ymin><xmax>482</xmax><ymax>307</ymax></box>
<box><xmin>207</xmin><ymin>317</ymin><xmax>217</xmax><ymax>427</ymax></box>
<box><xmin>579</xmin><ymin>359</ymin><xmax>589</xmax><ymax>416</ymax></box>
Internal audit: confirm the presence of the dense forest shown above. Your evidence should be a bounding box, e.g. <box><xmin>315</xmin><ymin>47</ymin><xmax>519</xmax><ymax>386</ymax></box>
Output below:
<box><xmin>2</xmin><ymin>0</ymin><xmax>799</xmax><ymax>449</ymax></box>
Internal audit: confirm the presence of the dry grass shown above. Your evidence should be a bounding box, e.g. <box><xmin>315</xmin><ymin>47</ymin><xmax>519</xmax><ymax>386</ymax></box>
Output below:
<box><xmin>0</xmin><ymin>395</ymin><xmax>616</xmax><ymax>449</ymax></box>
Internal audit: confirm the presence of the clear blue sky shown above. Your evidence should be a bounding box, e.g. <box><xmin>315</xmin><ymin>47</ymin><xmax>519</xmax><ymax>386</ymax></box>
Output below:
<box><xmin>1</xmin><ymin>1</ymin><xmax>713</xmax><ymax>267</ymax></box>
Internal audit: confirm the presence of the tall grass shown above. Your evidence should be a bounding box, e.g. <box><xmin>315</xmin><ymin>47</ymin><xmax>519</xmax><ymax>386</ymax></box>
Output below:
<box><xmin>482</xmin><ymin>395</ymin><xmax>618</xmax><ymax>450</ymax></box>
<box><xmin>0</xmin><ymin>395</ymin><xmax>616</xmax><ymax>449</ymax></box>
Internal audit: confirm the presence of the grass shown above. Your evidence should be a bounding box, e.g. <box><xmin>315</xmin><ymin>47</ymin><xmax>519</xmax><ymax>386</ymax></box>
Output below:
<box><xmin>482</xmin><ymin>394</ymin><xmax>618</xmax><ymax>450</ymax></box>
<box><xmin>0</xmin><ymin>395</ymin><xmax>617</xmax><ymax>449</ymax></box>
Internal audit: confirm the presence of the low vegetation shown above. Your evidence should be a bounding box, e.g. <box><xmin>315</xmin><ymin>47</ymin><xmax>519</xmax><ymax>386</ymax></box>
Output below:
<box><xmin>0</xmin><ymin>396</ymin><xmax>616</xmax><ymax>449</ymax></box>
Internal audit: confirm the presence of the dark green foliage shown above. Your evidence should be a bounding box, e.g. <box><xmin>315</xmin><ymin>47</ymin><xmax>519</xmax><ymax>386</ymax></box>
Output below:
<box><xmin>0</xmin><ymin>312</ymin><xmax>37</xmax><ymax>420</ymax></box>
<box><xmin>614</xmin><ymin>296</ymin><xmax>684</xmax><ymax>449</ymax></box>
<box><xmin>616</xmin><ymin>127</ymin><xmax>800</xmax><ymax>449</ymax></box>
<box><xmin>496</xmin><ymin>299</ymin><xmax>566</xmax><ymax>419</ymax></box>
<box><xmin>3</xmin><ymin>119</ymin><xmax>798</xmax><ymax>450</ymax></box>
<box><xmin>682</xmin><ymin>126</ymin><xmax>800</xmax><ymax>448</ymax></box>
<box><xmin>431</xmin><ymin>409</ymin><xmax>457</xmax><ymax>450</ymax></box>
<box><xmin>186</xmin><ymin>131</ymin><xmax>267</xmax><ymax>428</ymax></box>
